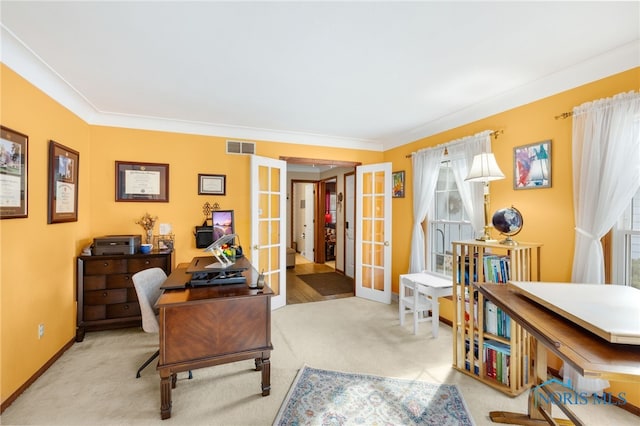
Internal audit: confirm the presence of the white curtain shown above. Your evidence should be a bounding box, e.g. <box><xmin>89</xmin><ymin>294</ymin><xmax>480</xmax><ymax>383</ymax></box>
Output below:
<box><xmin>566</xmin><ymin>90</ymin><xmax>640</xmax><ymax>393</ymax></box>
<box><xmin>409</xmin><ymin>147</ymin><xmax>444</xmax><ymax>273</ymax></box>
<box><xmin>447</xmin><ymin>131</ymin><xmax>491</xmax><ymax>237</ymax></box>
<box><xmin>408</xmin><ymin>130</ymin><xmax>492</xmax><ymax>273</ymax></box>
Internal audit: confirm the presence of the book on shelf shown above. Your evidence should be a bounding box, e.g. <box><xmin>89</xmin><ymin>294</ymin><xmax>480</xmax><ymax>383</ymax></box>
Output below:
<box><xmin>465</xmin><ymin>338</ymin><xmax>480</xmax><ymax>375</ymax></box>
<box><xmin>483</xmin><ymin>340</ymin><xmax>511</xmax><ymax>386</ymax></box>
<box><xmin>484</xmin><ymin>300</ymin><xmax>511</xmax><ymax>338</ymax></box>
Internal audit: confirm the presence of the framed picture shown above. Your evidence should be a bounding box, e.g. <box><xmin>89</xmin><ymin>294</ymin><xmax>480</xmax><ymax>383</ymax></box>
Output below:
<box><xmin>392</xmin><ymin>170</ymin><xmax>405</xmax><ymax>198</ymax></box>
<box><xmin>0</xmin><ymin>126</ymin><xmax>28</xmax><ymax>219</ymax></box>
<box><xmin>198</xmin><ymin>173</ymin><xmax>226</xmax><ymax>195</ymax></box>
<box><xmin>48</xmin><ymin>141</ymin><xmax>79</xmax><ymax>223</ymax></box>
<box><xmin>116</xmin><ymin>161</ymin><xmax>169</xmax><ymax>202</ymax></box>
<box><xmin>514</xmin><ymin>140</ymin><xmax>551</xmax><ymax>190</ymax></box>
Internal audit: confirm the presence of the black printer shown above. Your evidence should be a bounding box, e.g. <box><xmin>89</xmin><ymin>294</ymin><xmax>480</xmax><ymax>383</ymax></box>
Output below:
<box><xmin>93</xmin><ymin>235</ymin><xmax>142</xmax><ymax>255</ymax></box>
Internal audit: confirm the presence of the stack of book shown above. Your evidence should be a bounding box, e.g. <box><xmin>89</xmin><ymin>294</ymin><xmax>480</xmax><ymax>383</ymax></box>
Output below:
<box><xmin>483</xmin><ymin>340</ymin><xmax>511</xmax><ymax>386</ymax></box>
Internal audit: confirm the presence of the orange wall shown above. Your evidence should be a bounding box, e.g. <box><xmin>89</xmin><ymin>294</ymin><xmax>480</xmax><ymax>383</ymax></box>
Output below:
<box><xmin>383</xmin><ymin>67</ymin><xmax>640</xmax><ymax>406</ymax></box>
<box><xmin>0</xmin><ymin>64</ymin><xmax>382</xmax><ymax>403</ymax></box>
<box><xmin>1</xmin><ymin>67</ymin><xmax>92</xmax><ymax>402</ymax></box>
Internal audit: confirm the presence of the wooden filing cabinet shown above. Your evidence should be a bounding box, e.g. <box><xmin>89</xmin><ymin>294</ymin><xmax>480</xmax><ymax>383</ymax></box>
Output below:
<box><xmin>76</xmin><ymin>251</ymin><xmax>173</xmax><ymax>342</ymax></box>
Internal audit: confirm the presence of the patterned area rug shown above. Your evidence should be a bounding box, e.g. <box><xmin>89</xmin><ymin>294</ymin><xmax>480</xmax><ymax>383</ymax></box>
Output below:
<box><xmin>297</xmin><ymin>272</ymin><xmax>354</xmax><ymax>296</ymax></box>
<box><xmin>273</xmin><ymin>366</ymin><xmax>476</xmax><ymax>425</ymax></box>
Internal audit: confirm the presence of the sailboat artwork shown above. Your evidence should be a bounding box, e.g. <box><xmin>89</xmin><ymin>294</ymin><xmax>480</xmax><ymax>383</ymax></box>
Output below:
<box><xmin>514</xmin><ymin>140</ymin><xmax>552</xmax><ymax>190</ymax></box>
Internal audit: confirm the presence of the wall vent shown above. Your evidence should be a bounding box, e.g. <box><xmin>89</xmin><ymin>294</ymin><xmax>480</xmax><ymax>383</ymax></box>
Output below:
<box><xmin>226</xmin><ymin>140</ymin><xmax>256</xmax><ymax>155</ymax></box>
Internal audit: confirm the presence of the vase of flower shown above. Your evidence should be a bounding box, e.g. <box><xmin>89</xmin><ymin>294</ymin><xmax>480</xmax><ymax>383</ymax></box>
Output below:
<box><xmin>136</xmin><ymin>213</ymin><xmax>158</xmax><ymax>246</ymax></box>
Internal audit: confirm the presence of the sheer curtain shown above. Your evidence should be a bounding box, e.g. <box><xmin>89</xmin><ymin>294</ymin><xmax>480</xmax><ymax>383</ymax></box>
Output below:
<box><xmin>447</xmin><ymin>131</ymin><xmax>491</xmax><ymax>237</ymax></box>
<box><xmin>408</xmin><ymin>130</ymin><xmax>491</xmax><ymax>273</ymax></box>
<box><xmin>409</xmin><ymin>147</ymin><xmax>444</xmax><ymax>273</ymax></box>
<box><xmin>565</xmin><ymin>91</ymin><xmax>640</xmax><ymax>393</ymax></box>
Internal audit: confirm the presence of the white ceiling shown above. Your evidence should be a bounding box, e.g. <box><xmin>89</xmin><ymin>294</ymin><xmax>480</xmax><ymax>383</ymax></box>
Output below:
<box><xmin>1</xmin><ymin>1</ymin><xmax>638</xmax><ymax>152</ymax></box>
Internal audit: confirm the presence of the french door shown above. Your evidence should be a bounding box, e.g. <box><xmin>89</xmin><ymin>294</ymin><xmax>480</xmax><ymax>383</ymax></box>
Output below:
<box><xmin>355</xmin><ymin>163</ymin><xmax>392</xmax><ymax>304</ymax></box>
<box><xmin>251</xmin><ymin>155</ymin><xmax>287</xmax><ymax>310</ymax></box>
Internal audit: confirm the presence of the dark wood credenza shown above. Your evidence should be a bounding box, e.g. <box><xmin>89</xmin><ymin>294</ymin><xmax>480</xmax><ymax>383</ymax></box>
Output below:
<box><xmin>76</xmin><ymin>251</ymin><xmax>174</xmax><ymax>342</ymax></box>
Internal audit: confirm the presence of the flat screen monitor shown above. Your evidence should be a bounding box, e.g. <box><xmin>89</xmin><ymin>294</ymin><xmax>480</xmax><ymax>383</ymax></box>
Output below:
<box><xmin>212</xmin><ymin>210</ymin><xmax>234</xmax><ymax>242</ymax></box>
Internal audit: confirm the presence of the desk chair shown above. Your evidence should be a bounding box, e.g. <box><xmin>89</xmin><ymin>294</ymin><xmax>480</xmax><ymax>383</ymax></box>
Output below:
<box><xmin>399</xmin><ymin>274</ymin><xmax>433</xmax><ymax>335</ymax></box>
<box><xmin>132</xmin><ymin>268</ymin><xmax>165</xmax><ymax>378</ymax></box>
<box><xmin>132</xmin><ymin>268</ymin><xmax>193</xmax><ymax>380</ymax></box>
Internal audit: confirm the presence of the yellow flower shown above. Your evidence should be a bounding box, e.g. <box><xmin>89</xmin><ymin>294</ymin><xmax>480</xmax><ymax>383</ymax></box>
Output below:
<box><xmin>136</xmin><ymin>213</ymin><xmax>158</xmax><ymax>231</ymax></box>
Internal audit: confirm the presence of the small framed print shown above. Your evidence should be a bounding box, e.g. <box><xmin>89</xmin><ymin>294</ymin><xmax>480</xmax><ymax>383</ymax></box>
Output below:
<box><xmin>514</xmin><ymin>140</ymin><xmax>551</xmax><ymax>190</ymax></box>
<box><xmin>48</xmin><ymin>140</ymin><xmax>79</xmax><ymax>223</ymax></box>
<box><xmin>116</xmin><ymin>161</ymin><xmax>169</xmax><ymax>202</ymax></box>
<box><xmin>392</xmin><ymin>170</ymin><xmax>405</xmax><ymax>198</ymax></box>
<box><xmin>198</xmin><ymin>174</ymin><xmax>226</xmax><ymax>195</ymax></box>
<box><xmin>0</xmin><ymin>126</ymin><xmax>28</xmax><ymax>219</ymax></box>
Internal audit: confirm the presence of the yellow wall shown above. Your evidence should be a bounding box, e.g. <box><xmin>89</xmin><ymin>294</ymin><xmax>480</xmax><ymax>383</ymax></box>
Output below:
<box><xmin>383</xmin><ymin>67</ymin><xmax>640</xmax><ymax>406</ymax></box>
<box><xmin>0</xmin><ymin>64</ymin><xmax>382</xmax><ymax>404</ymax></box>
<box><xmin>1</xmin><ymin>67</ymin><xmax>92</xmax><ymax>401</ymax></box>
<box><xmin>2</xmin><ymin>63</ymin><xmax>639</xmax><ymax>409</ymax></box>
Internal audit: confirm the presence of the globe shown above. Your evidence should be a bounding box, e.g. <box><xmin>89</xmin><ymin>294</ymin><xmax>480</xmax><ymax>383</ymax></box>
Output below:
<box><xmin>492</xmin><ymin>206</ymin><xmax>523</xmax><ymax>244</ymax></box>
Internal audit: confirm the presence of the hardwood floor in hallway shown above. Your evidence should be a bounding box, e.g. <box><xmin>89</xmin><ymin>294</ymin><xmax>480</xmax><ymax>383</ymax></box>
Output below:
<box><xmin>286</xmin><ymin>254</ymin><xmax>354</xmax><ymax>304</ymax></box>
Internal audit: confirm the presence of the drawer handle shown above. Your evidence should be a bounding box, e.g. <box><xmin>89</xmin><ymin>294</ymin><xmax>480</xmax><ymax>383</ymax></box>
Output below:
<box><xmin>102</xmin><ymin>292</ymin><xmax>108</xmax><ymax>297</ymax></box>
<box><xmin>144</xmin><ymin>260</ymin><xmax>150</xmax><ymax>265</ymax></box>
<box><xmin>103</xmin><ymin>262</ymin><xmax>109</xmax><ymax>267</ymax></box>
<box><xmin>124</xmin><ymin>275</ymin><xmax>130</xmax><ymax>280</ymax></box>
<box><xmin>123</xmin><ymin>304</ymin><xmax>129</xmax><ymax>310</ymax></box>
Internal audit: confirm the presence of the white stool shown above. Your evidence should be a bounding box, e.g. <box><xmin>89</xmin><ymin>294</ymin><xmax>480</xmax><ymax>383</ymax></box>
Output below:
<box><xmin>399</xmin><ymin>272</ymin><xmax>453</xmax><ymax>337</ymax></box>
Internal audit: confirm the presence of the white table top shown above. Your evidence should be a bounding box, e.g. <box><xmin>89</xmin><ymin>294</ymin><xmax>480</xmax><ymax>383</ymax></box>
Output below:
<box><xmin>400</xmin><ymin>272</ymin><xmax>452</xmax><ymax>288</ymax></box>
<box><xmin>508</xmin><ymin>281</ymin><xmax>640</xmax><ymax>345</ymax></box>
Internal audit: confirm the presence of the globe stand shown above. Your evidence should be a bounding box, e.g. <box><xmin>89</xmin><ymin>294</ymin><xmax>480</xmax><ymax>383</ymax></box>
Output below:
<box><xmin>499</xmin><ymin>236</ymin><xmax>518</xmax><ymax>246</ymax></box>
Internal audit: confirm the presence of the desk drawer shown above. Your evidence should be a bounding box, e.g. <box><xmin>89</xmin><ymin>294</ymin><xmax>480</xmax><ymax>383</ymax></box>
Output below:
<box><xmin>85</xmin><ymin>289</ymin><xmax>127</xmax><ymax>305</ymax></box>
<box><xmin>84</xmin><ymin>259</ymin><xmax>128</xmax><ymax>275</ymax></box>
<box><xmin>129</xmin><ymin>257</ymin><xmax>167</xmax><ymax>273</ymax></box>
<box><xmin>107</xmin><ymin>302</ymin><xmax>140</xmax><ymax>318</ymax></box>
<box><xmin>106</xmin><ymin>273</ymin><xmax>133</xmax><ymax>288</ymax></box>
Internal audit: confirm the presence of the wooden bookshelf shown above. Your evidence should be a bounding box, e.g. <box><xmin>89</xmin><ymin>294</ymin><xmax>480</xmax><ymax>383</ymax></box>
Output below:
<box><xmin>451</xmin><ymin>240</ymin><xmax>541</xmax><ymax>396</ymax></box>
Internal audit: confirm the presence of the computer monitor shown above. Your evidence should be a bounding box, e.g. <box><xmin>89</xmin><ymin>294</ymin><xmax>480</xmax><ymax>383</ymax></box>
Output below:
<box><xmin>212</xmin><ymin>210</ymin><xmax>234</xmax><ymax>242</ymax></box>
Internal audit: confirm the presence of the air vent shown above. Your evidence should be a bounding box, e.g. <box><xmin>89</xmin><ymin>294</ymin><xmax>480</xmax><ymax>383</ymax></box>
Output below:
<box><xmin>226</xmin><ymin>140</ymin><xmax>255</xmax><ymax>155</ymax></box>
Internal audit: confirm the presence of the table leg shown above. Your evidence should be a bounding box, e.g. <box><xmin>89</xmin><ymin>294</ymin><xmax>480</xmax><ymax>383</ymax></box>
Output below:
<box><xmin>260</xmin><ymin>355</ymin><xmax>271</xmax><ymax>396</ymax></box>
<box><xmin>160</xmin><ymin>370</ymin><xmax>173</xmax><ymax>420</ymax></box>
<box><xmin>431</xmin><ymin>291</ymin><xmax>439</xmax><ymax>338</ymax></box>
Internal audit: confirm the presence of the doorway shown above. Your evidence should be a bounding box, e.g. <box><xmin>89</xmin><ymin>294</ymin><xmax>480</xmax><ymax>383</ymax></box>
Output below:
<box><xmin>285</xmin><ymin>157</ymin><xmax>360</xmax><ymax>304</ymax></box>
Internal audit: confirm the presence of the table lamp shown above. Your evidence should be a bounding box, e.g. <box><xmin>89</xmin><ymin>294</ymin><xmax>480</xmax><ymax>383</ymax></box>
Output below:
<box><xmin>465</xmin><ymin>152</ymin><xmax>505</xmax><ymax>241</ymax></box>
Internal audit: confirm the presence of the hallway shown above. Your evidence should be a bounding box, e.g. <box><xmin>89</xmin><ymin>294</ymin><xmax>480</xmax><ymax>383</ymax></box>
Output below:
<box><xmin>286</xmin><ymin>254</ymin><xmax>354</xmax><ymax>304</ymax></box>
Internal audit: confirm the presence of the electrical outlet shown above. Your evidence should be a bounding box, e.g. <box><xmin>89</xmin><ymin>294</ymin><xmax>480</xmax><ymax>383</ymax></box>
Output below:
<box><xmin>38</xmin><ymin>323</ymin><xmax>45</xmax><ymax>339</ymax></box>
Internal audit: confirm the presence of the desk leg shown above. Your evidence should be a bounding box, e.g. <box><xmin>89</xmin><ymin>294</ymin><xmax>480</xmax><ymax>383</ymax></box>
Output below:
<box><xmin>488</xmin><ymin>339</ymin><xmax>582</xmax><ymax>426</ymax></box>
<box><xmin>260</xmin><ymin>354</ymin><xmax>271</xmax><ymax>396</ymax></box>
<box><xmin>159</xmin><ymin>370</ymin><xmax>173</xmax><ymax>420</ymax></box>
<box><xmin>431</xmin><ymin>293</ymin><xmax>439</xmax><ymax>338</ymax></box>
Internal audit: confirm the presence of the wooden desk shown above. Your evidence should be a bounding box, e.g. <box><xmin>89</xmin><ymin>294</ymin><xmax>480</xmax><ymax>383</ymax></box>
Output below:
<box><xmin>477</xmin><ymin>284</ymin><xmax>640</xmax><ymax>425</ymax></box>
<box><xmin>156</xmin><ymin>259</ymin><xmax>274</xmax><ymax>420</ymax></box>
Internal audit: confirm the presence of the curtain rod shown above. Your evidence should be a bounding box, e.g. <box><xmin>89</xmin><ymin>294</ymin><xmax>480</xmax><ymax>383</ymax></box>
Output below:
<box><xmin>555</xmin><ymin>111</ymin><xmax>573</xmax><ymax>120</ymax></box>
<box><xmin>405</xmin><ymin>129</ymin><xmax>503</xmax><ymax>158</ymax></box>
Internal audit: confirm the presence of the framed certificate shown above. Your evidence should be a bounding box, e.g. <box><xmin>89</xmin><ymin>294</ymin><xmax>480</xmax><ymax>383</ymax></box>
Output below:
<box><xmin>198</xmin><ymin>174</ymin><xmax>226</xmax><ymax>195</ymax></box>
<box><xmin>48</xmin><ymin>140</ymin><xmax>79</xmax><ymax>223</ymax></box>
<box><xmin>116</xmin><ymin>161</ymin><xmax>169</xmax><ymax>202</ymax></box>
<box><xmin>0</xmin><ymin>126</ymin><xmax>28</xmax><ymax>219</ymax></box>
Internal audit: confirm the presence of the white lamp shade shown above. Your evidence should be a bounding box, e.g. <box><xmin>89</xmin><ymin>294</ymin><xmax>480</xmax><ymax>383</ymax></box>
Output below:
<box><xmin>465</xmin><ymin>153</ymin><xmax>505</xmax><ymax>182</ymax></box>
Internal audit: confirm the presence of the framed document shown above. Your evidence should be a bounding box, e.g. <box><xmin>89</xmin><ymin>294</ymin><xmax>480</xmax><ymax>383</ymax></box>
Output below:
<box><xmin>0</xmin><ymin>126</ymin><xmax>28</xmax><ymax>219</ymax></box>
<box><xmin>198</xmin><ymin>174</ymin><xmax>226</xmax><ymax>195</ymax></box>
<box><xmin>116</xmin><ymin>161</ymin><xmax>169</xmax><ymax>202</ymax></box>
<box><xmin>48</xmin><ymin>140</ymin><xmax>79</xmax><ymax>223</ymax></box>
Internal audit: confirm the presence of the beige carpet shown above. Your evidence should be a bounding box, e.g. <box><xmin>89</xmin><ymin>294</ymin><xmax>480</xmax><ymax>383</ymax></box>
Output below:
<box><xmin>1</xmin><ymin>297</ymin><xmax>637</xmax><ymax>425</ymax></box>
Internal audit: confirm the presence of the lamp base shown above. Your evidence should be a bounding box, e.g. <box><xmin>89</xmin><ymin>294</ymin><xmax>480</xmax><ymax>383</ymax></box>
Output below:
<box><xmin>475</xmin><ymin>236</ymin><xmax>498</xmax><ymax>243</ymax></box>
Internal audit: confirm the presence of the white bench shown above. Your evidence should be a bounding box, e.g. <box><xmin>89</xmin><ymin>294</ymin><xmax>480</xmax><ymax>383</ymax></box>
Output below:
<box><xmin>399</xmin><ymin>272</ymin><xmax>452</xmax><ymax>338</ymax></box>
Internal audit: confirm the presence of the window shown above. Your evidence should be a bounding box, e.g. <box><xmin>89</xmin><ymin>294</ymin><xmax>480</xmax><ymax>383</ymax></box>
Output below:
<box><xmin>613</xmin><ymin>187</ymin><xmax>640</xmax><ymax>289</ymax></box>
<box><xmin>428</xmin><ymin>161</ymin><xmax>474</xmax><ymax>277</ymax></box>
